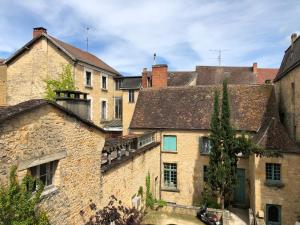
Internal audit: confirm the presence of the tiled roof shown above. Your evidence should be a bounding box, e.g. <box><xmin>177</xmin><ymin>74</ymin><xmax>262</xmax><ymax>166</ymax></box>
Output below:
<box><xmin>0</xmin><ymin>99</ymin><xmax>105</xmax><ymax>132</ymax></box>
<box><xmin>196</xmin><ymin>66</ymin><xmax>255</xmax><ymax>85</ymax></box>
<box><xmin>130</xmin><ymin>85</ymin><xmax>275</xmax><ymax>132</ymax></box>
<box><xmin>4</xmin><ymin>34</ymin><xmax>120</xmax><ymax>76</ymax></box>
<box><xmin>101</xmin><ymin>119</ymin><xmax>122</xmax><ymax>128</ymax></box>
<box><xmin>274</xmin><ymin>36</ymin><xmax>300</xmax><ymax>82</ymax></box>
<box><xmin>253</xmin><ymin>117</ymin><xmax>300</xmax><ymax>152</ymax></box>
<box><xmin>256</xmin><ymin>68</ymin><xmax>278</xmax><ymax>84</ymax></box>
<box><xmin>120</xmin><ymin>76</ymin><xmax>141</xmax><ymax>89</ymax></box>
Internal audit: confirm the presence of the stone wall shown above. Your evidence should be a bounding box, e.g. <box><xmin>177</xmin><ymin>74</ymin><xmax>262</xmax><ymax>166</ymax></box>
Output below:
<box><xmin>101</xmin><ymin>144</ymin><xmax>160</xmax><ymax>207</ymax></box>
<box><xmin>0</xmin><ymin>105</ymin><xmax>105</xmax><ymax>225</ymax></box>
<box><xmin>0</xmin><ymin>65</ymin><xmax>7</xmax><ymax>106</ymax></box>
<box><xmin>276</xmin><ymin>66</ymin><xmax>300</xmax><ymax>144</ymax></box>
<box><xmin>252</xmin><ymin>153</ymin><xmax>300</xmax><ymax>225</ymax></box>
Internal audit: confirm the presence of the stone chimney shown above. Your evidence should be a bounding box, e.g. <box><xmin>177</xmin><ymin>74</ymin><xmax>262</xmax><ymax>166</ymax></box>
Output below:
<box><xmin>291</xmin><ymin>33</ymin><xmax>298</xmax><ymax>45</ymax></box>
<box><xmin>141</xmin><ymin>68</ymin><xmax>149</xmax><ymax>88</ymax></box>
<box><xmin>151</xmin><ymin>64</ymin><xmax>168</xmax><ymax>88</ymax></box>
<box><xmin>253</xmin><ymin>62</ymin><xmax>258</xmax><ymax>74</ymax></box>
<box><xmin>33</xmin><ymin>27</ymin><xmax>47</xmax><ymax>38</ymax></box>
<box><xmin>55</xmin><ymin>90</ymin><xmax>91</xmax><ymax>120</ymax></box>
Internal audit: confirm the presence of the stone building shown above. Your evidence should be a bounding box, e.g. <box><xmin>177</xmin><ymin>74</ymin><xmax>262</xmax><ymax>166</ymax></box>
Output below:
<box><xmin>1</xmin><ymin>27</ymin><xmax>123</xmax><ymax>131</ymax></box>
<box><xmin>127</xmin><ymin>84</ymin><xmax>300</xmax><ymax>225</ymax></box>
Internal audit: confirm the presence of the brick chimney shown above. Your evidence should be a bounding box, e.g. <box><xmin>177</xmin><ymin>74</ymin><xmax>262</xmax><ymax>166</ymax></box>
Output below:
<box><xmin>33</xmin><ymin>27</ymin><xmax>47</xmax><ymax>38</ymax></box>
<box><xmin>152</xmin><ymin>64</ymin><xmax>168</xmax><ymax>88</ymax></box>
<box><xmin>142</xmin><ymin>68</ymin><xmax>149</xmax><ymax>88</ymax></box>
<box><xmin>253</xmin><ymin>62</ymin><xmax>258</xmax><ymax>74</ymax></box>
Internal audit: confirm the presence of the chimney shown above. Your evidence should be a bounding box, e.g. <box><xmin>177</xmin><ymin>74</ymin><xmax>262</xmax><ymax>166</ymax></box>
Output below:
<box><xmin>33</xmin><ymin>27</ymin><xmax>47</xmax><ymax>38</ymax></box>
<box><xmin>253</xmin><ymin>62</ymin><xmax>258</xmax><ymax>74</ymax></box>
<box><xmin>142</xmin><ymin>68</ymin><xmax>150</xmax><ymax>88</ymax></box>
<box><xmin>152</xmin><ymin>64</ymin><xmax>168</xmax><ymax>88</ymax></box>
<box><xmin>55</xmin><ymin>90</ymin><xmax>91</xmax><ymax>120</ymax></box>
<box><xmin>291</xmin><ymin>33</ymin><xmax>298</xmax><ymax>46</ymax></box>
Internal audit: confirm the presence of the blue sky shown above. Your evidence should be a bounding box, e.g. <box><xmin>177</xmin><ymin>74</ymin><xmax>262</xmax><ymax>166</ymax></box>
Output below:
<box><xmin>0</xmin><ymin>0</ymin><xmax>299</xmax><ymax>75</ymax></box>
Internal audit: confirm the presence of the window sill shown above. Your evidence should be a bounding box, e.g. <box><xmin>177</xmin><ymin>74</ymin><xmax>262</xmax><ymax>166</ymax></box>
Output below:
<box><xmin>101</xmin><ymin>88</ymin><xmax>108</xmax><ymax>92</ymax></box>
<box><xmin>161</xmin><ymin>151</ymin><xmax>177</xmax><ymax>154</ymax></box>
<box><xmin>128</xmin><ymin>102</ymin><xmax>135</xmax><ymax>104</ymax></box>
<box><xmin>85</xmin><ymin>85</ymin><xmax>93</xmax><ymax>89</ymax></box>
<box><xmin>264</xmin><ymin>181</ymin><xmax>284</xmax><ymax>188</ymax></box>
<box><xmin>161</xmin><ymin>187</ymin><xmax>180</xmax><ymax>193</ymax></box>
<box><xmin>200</xmin><ymin>152</ymin><xmax>210</xmax><ymax>156</ymax></box>
<box><xmin>41</xmin><ymin>185</ymin><xmax>59</xmax><ymax>198</ymax></box>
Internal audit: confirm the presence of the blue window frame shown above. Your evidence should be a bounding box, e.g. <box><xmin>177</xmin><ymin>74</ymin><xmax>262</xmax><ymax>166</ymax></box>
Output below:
<box><xmin>163</xmin><ymin>135</ymin><xmax>177</xmax><ymax>152</ymax></box>
<box><xmin>266</xmin><ymin>163</ymin><xmax>281</xmax><ymax>182</ymax></box>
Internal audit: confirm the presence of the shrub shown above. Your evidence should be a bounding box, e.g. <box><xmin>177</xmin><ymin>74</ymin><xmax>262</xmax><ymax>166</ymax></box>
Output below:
<box><xmin>199</xmin><ymin>184</ymin><xmax>220</xmax><ymax>209</ymax></box>
<box><xmin>0</xmin><ymin>166</ymin><xmax>49</xmax><ymax>225</ymax></box>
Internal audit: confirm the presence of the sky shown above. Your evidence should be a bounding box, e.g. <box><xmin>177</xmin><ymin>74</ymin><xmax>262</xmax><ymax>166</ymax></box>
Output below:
<box><xmin>0</xmin><ymin>0</ymin><xmax>299</xmax><ymax>75</ymax></box>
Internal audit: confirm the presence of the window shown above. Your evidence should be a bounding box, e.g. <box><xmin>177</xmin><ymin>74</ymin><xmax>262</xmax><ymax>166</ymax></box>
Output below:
<box><xmin>203</xmin><ymin>165</ymin><xmax>208</xmax><ymax>182</ymax></box>
<box><xmin>163</xmin><ymin>163</ymin><xmax>177</xmax><ymax>188</ymax></box>
<box><xmin>265</xmin><ymin>79</ymin><xmax>271</xmax><ymax>84</ymax></box>
<box><xmin>163</xmin><ymin>135</ymin><xmax>177</xmax><ymax>152</ymax></box>
<box><xmin>115</xmin><ymin>79</ymin><xmax>122</xmax><ymax>90</ymax></box>
<box><xmin>114</xmin><ymin>97</ymin><xmax>122</xmax><ymax>119</ymax></box>
<box><xmin>101</xmin><ymin>100</ymin><xmax>107</xmax><ymax>120</ymax></box>
<box><xmin>138</xmin><ymin>134</ymin><xmax>154</xmax><ymax>148</ymax></box>
<box><xmin>85</xmin><ymin>70</ymin><xmax>92</xmax><ymax>86</ymax></box>
<box><xmin>266</xmin><ymin>163</ymin><xmax>281</xmax><ymax>182</ymax></box>
<box><xmin>129</xmin><ymin>90</ymin><xmax>135</xmax><ymax>103</ymax></box>
<box><xmin>200</xmin><ymin>137</ymin><xmax>212</xmax><ymax>154</ymax></box>
<box><xmin>30</xmin><ymin>161</ymin><xmax>57</xmax><ymax>187</ymax></box>
<box><xmin>102</xmin><ymin>75</ymin><xmax>107</xmax><ymax>90</ymax></box>
<box><xmin>266</xmin><ymin>204</ymin><xmax>281</xmax><ymax>224</ymax></box>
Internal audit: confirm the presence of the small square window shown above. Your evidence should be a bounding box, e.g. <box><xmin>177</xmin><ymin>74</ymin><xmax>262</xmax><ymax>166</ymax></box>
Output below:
<box><xmin>164</xmin><ymin>163</ymin><xmax>177</xmax><ymax>188</ymax></box>
<box><xmin>85</xmin><ymin>71</ymin><xmax>92</xmax><ymax>86</ymax></box>
<box><xmin>102</xmin><ymin>76</ymin><xmax>107</xmax><ymax>90</ymax></box>
<box><xmin>163</xmin><ymin>135</ymin><xmax>177</xmax><ymax>152</ymax></box>
<box><xmin>200</xmin><ymin>137</ymin><xmax>212</xmax><ymax>154</ymax></box>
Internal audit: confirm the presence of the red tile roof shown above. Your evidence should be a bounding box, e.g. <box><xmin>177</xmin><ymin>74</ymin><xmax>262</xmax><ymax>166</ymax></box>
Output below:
<box><xmin>256</xmin><ymin>68</ymin><xmax>278</xmax><ymax>84</ymax></box>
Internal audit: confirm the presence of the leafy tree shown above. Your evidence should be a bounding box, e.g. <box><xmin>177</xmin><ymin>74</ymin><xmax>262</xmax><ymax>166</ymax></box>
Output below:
<box><xmin>207</xmin><ymin>80</ymin><xmax>280</xmax><ymax>209</ymax></box>
<box><xmin>0</xmin><ymin>166</ymin><xmax>49</xmax><ymax>225</ymax></box>
<box><xmin>79</xmin><ymin>195</ymin><xmax>144</xmax><ymax>225</ymax></box>
<box><xmin>44</xmin><ymin>64</ymin><xmax>75</xmax><ymax>101</ymax></box>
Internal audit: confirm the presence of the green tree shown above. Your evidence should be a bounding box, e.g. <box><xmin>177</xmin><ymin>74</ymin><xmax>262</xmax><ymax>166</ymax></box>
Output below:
<box><xmin>207</xmin><ymin>79</ymin><xmax>278</xmax><ymax>209</ymax></box>
<box><xmin>0</xmin><ymin>166</ymin><xmax>49</xmax><ymax>225</ymax></box>
<box><xmin>44</xmin><ymin>64</ymin><xmax>75</xmax><ymax>101</ymax></box>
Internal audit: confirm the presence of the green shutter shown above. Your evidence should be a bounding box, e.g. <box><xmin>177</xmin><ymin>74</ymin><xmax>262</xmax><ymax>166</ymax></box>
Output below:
<box><xmin>199</xmin><ymin>137</ymin><xmax>203</xmax><ymax>153</ymax></box>
<box><xmin>163</xmin><ymin>136</ymin><xmax>177</xmax><ymax>151</ymax></box>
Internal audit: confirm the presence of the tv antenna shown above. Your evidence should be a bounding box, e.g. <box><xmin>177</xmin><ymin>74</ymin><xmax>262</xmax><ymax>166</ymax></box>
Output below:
<box><xmin>209</xmin><ymin>49</ymin><xmax>227</xmax><ymax>66</ymax></box>
<box><xmin>86</xmin><ymin>27</ymin><xmax>90</xmax><ymax>52</ymax></box>
<box><xmin>153</xmin><ymin>53</ymin><xmax>157</xmax><ymax>65</ymax></box>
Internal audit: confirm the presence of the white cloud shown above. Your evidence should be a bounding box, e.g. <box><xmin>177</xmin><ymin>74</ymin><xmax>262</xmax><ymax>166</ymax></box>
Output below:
<box><xmin>0</xmin><ymin>0</ymin><xmax>299</xmax><ymax>73</ymax></box>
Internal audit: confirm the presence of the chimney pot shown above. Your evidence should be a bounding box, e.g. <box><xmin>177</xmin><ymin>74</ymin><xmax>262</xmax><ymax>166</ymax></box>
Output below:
<box><xmin>291</xmin><ymin>33</ymin><xmax>298</xmax><ymax>45</ymax></box>
<box><xmin>33</xmin><ymin>27</ymin><xmax>47</xmax><ymax>38</ymax></box>
<box><xmin>253</xmin><ymin>62</ymin><xmax>258</xmax><ymax>74</ymax></box>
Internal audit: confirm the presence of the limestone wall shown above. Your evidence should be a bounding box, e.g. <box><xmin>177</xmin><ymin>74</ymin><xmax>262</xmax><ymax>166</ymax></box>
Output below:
<box><xmin>276</xmin><ymin>66</ymin><xmax>300</xmax><ymax>144</ymax></box>
<box><xmin>0</xmin><ymin>65</ymin><xmax>7</xmax><ymax>106</ymax></box>
<box><xmin>0</xmin><ymin>105</ymin><xmax>105</xmax><ymax>225</ymax></box>
<box><xmin>122</xmin><ymin>90</ymin><xmax>139</xmax><ymax>135</ymax></box>
<box><xmin>252</xmin><ymin>154</ymin><xmax>300</xmax><ymax>225</ymax></box>
<box><xmin>101</xmin><ymin>145</ymin><xmax>160</xmax><ymax>207</ymax></box>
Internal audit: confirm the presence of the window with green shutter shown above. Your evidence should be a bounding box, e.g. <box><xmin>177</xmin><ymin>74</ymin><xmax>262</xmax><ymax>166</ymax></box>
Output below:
<box><xmin>163</xmin><ymin>135</ymin><xmax>177</xmax><ymax>152</ymax></box>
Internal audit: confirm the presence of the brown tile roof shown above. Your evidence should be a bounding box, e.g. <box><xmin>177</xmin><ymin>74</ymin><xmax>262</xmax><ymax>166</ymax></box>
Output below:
<box><xmin>253</xmin><ymin>117</ymin><xmax>300</xmax><ymax>152</ymax></box>
<box><xmin>130</xmin><ymin>85</ymin><xmax>275</xmax><ymax>132</ymax></box>
<box><xmin>4</xmin><ymin>34</ymin><xmax>120</xmax><ymax>76</ymax></box>
<box><xmin>168</xmin><ymin>71</ymin><xmax>196</xmax><ymax>86</ymax></box>
<box><xmin>0</xmin><ymin>99</ymin><xmax>105</xmax><ymax>132</ymax></box>
<box><xmin>48</xmin><ymin>35</ymin><xmax>120</xmax><ymax>75</ymax></box>
<box><xmin>196</xmin><ymin>66</ymin><xmax>256</xmax><ymax>85</ymax></box>
<box><xmin>274</xmin><ymin>36</ymin><xmax>300</xmax><ymax>82</ymax></box>
<box><xmin>256</xmin><ymin>68</ymin><xmax>278</xmax><ymax>84</ymax></box>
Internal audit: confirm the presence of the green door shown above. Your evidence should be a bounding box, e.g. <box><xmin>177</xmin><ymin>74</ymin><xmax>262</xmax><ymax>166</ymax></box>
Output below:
<box><xmin>234</xmin><ymin>168</ymin><xmax>246</xmax><ymax>206</ymax></box>
<box><xmin>266</xmin><ymin>204</ymin><xmax>281</xmax><ymax>225</ymax></box>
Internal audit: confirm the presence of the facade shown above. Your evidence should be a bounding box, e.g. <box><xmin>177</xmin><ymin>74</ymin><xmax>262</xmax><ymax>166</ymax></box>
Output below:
<box><xmin>127</xmin><ymin>84</ymin><xmax>300</xmax><ymax>225</ymax></box>
<box><xmin>2</xmin><ymin>27</ymin><xmax>123</xmax><ymax>130</ymax></box>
